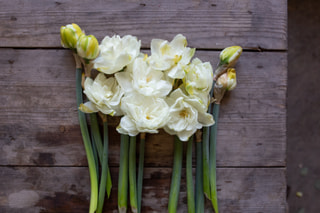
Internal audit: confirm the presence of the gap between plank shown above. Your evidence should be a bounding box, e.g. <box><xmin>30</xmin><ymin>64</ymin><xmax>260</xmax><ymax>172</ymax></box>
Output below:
<box><xmin>0</xmin><ymin>46</ymin><xmax>288</xmax><ymax>52</ymax></box>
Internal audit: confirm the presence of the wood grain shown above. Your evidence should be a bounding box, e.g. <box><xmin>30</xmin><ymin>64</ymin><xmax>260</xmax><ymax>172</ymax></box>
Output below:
<box><xmin>0</xmin><ymin>49</ymin><xmax>286</xmax><ymax>167</ymax></box>
<box><xmin>0</xmin><ymin>0</ymin><xmax>288</xmax><ymax>211</ymax></box>
<box><xmin>0</xmin><ymin>0</ymin><xmax>287</xmax><ymax>50</ymax></box>
<box><xmin>0</xmin><ymin>167</ymin><xmax>287</xmax><ymax>213</ymax></box>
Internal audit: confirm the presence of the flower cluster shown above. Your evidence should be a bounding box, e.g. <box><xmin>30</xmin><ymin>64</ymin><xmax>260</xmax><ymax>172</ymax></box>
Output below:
<box><xmin>80</xmin><ymin>34</ymin><xmax>215</xmax><ymax>141</ymax></box>
<box><xmin>60</xmin><ymin>23</ymin><xmax>243</xmax><ymax>213</ymax></box>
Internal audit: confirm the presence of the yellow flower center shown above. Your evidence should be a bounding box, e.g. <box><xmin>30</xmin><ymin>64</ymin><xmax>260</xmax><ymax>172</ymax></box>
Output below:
<box><xmin>174</xmin><ymin>55</ymin><xmax>182</xmax><ymax>64</ymax></box>
<box><xmin>146</xmin><ymin>75</ymin><xmax>152</xmax><ymax>83</ymax></box>
<box><xmin>161</xmin><ymin>44</ymin><xmax>171</xmax><ymax>55</ymax></box>
<box><xmin>143</xmin><ymin>54</ymin><xmax>148</xmax><ymax>61</ymax></box>
<box><xmin>179</xmin><ymin>110</ymin><xmax>188</xmax><ymax>118</ymax></box>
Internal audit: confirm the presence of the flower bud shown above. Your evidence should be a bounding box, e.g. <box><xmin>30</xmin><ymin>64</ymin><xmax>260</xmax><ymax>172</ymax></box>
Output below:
<box><xmin>213</xmin><ymin>46</ymin><xmax>242</xmax><ymax>80</ymax></box>
<box><xmin>214</xmin><ymin>68</ymin><xmax>237</xmax><ymax>103</ymax></box>
<box><xmin>77</xmin><ymin>34</ymin><xmax>100</xmax><ymax>60</ymax></box>
<box><xmin>218</xmin><ymin>68</ymin><xmax>237</xmax><ymax>91</ymax></box>
<box><xmin>219</xmin><ymin>46</ymin><xmax>242</xmax><ymax>66</ymax></box>
<box><xmin>60</xmin><ymin>23</ymin><xmax>83</xmax><ymax>49</ymax></box>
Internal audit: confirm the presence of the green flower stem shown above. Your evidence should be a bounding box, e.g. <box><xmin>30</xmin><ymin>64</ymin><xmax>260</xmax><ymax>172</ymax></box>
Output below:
<box><xmin>96</xmin><ymin>121</ymin><xmax>109</xmax><ymax>213</ymax></box>
<box><xmin>168</xmin><ymin>137</ymin><xmax>183</xmax><ymax>213</ymax></box>
<box><xmin>202</xmin><ymin>80</ymin><xmax>216</xmax><ymax>200</ymax></box>
<box><xmin>195</xmin><ymin>141</ymin><xmax>204</xmax><ymax>212</ymax></box>
<box><xmin>202</xmin><ymin>126</ymin><xmax>211</xmax><ymax>200</ymax></box>
<box><xmin>91</xmin><ymin>133</ymin><xmax>100</xmax><ymax>182</ymax></box>
<box><xmin>186</xmin><ymin>136</ymin><xmax>195</xmax><ymax>213</ymax></box>
<box><xmin>137</xmin><ymin>133</ymin><xmax>146</xmax><ymax>213</ymax></box>
<box><xmin>89</xmin><ymin>113</ymin><xmax>112</xmax><ymax>198</ymax></box>
<box><xmin>89</xmin><ymin>114</ymin><xmax>103</xmax><ymax>157</ymax></box>
<box><xmin>129</xmin><ymin>136</ymin><xmax>138</xmax><ymax>213</ymax></box>
<box><xmin>209</xmin><ymin>81</ymin><xmax>216</xmax><ymax>113</ymax></box>
<box><xmin>76</xmin><ymin>67</ymin><xmax>98</xmax><ymax>213</ymax></box>
<box><xmin>118</xmin><ymin>134</ymin><xmax>129</xmax><ymax>213</ymax></box>
<box><xmin>209</xmin><ymin>103</ymin><xmax>220</xmax><ymax>213</ymax></box>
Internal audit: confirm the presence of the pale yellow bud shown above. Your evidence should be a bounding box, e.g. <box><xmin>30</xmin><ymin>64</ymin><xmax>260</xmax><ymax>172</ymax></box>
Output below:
<box><xmin>214</xmin><ymin>68</ymin><xmax>237</xmax><ymax>103</ymax></box>
<box><xmin>219</xmin><ymin>46</ymin><xmax>242</xmax><ymax>66</ymax></box>
<box><xmin>213</xmin><ymin>46</ymin><xmax>242</xmax><ymax>80</ymax></box>
<box><xmin>77</xmin><ymin>34</ymin><xmax>100</xmax><ymax>60</ymax></box>
<box><xmin>225</xmin><ymin>68</ymin><xmax>237</xmax><ymax>91</ymax></box>
<box><xmin>60</xmin><ymin>23</ymin><xmax>83</xmax><ymax>49</ymax></box>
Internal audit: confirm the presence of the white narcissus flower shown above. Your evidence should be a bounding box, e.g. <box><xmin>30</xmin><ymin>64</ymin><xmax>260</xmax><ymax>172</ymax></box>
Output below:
<box><xmin>184</xmin><ymin>58</ymin><xmax>213</xmax><ymax>96</ymax></box>
<box><xmin>115</xmin><ymin>56</ymin><xmax>172</xmax><ymax>97</ymax></box>
<box><xmin>117</xmin><ymin>94</ymin><xmax>170</xmax><ymax>136</ymax></box>
<box><xmin>164</xmin><ymin>89</ymin><xmax>214</xmax><ymax>141</ymax></box>
<box><xmin>80</xmin><ymin>73</ymin><xmax>124</xmax><ymax>116</ymax></box>
<box><xmin>149</xmin><ymin>34</ymin><xmax>195</xmax><ymax>79</ymax></box>
<box><xmin>93</xmin><ymin>35</ymin><xmax>141</xmax><ymax>74</ymax></box>
<box><xmin>184</xmin><ymin>58</ymin><xmax>213</xmax><ymax>108</ymax></box>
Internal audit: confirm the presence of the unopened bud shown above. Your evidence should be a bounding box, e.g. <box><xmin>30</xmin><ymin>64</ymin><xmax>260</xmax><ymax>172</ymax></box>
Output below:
<box><xmin>214</xmin><ymin>46</ymin><xmax>242</xmax><ymax>80</ymax></box>
<box><xmin>77</xmin><ymin>34</ymin><xmax>100</xmax><ymax>60</ymax></box>
<box><xmin>60</xmin><ymin>23</ymin><xmax>83</xmax><ymax>49</ymax></box>
<box><xmin>214</xmin><ymin>68</ymin><xmax>237</xmax><ymax>103</ymax></box>
<box><xmin>219</xmin><ymin>46</ymin><xmax>242</xmax><ymax>66</ymax></box>
<box><xmin>217</xmin><ymin>68</ymin><xmax>237</xmax><ymax>91</ymax></box>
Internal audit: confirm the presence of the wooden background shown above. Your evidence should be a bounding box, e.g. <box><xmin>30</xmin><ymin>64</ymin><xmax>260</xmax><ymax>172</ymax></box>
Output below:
<box><xmin>0</xmin><ymin>0</ymin><xmax>287</xmax><ymax>212</ymax></box>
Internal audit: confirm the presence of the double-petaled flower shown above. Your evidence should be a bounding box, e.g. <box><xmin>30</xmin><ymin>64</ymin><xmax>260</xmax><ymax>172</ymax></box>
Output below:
<box><xmin>115</xmin><ymin>56</ymin><xmax>172</xmax><ymax>98</ymax></box>
<box><xmin>93</xmin><ymin>35</ymin><xmax>141</xmax><ymax>74</ymax></box>
<box><xmin>149</xmin><ymin>34</ymin><xmax>195</xmax><ymax>79</ymax></box>
<box><xmin>117</xmin><ymin>94</ymin><xmax>170</xmax><ymax>136</ymax></box>
<box><xmin>164</xmin><ymin>89</ymin><xmax>214</xmax><ymax>141</ymax></box>
<box><xmin>183</xmin><ymin>58</ymin><xmax>214</xmax><ymax>110</ymax></box>
<box><xmin>80</xmin><ymin>73</ymin><xmax>124</xmax><ymax>116</ymax></box>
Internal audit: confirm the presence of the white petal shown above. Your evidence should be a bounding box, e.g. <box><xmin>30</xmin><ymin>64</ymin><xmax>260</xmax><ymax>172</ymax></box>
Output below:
<box><xmin>151</xmin><ymin>39</ymin><xmax>166</xmax><ymax>56</ymax></box>
<box><xmin>79</xmin><ymin>102</ymin><xmax>99</xmax><ymax>113</ymax></box>
<box><xmin>115</xmin><ymin>71</ymin><xmax>134</xmax><ymax>93</ymax></box>
<box><xmin>117</xmin><ymin>116</ymin><xmax>139</xmax><ymax>136</ymax></box>
<box><xmin>198</xmin><ymin>112</ymin><xmax>215</xmax><ymax>126</ymax></box>
<box><xmin>170</xmin><ymin>34</ymin><xmax>187</xmax><ymax>54</ymax></box>
<box><xmin>167</xmin><ymin>65</ymin><xmax>185</xmax><ymax>79</ymax></box>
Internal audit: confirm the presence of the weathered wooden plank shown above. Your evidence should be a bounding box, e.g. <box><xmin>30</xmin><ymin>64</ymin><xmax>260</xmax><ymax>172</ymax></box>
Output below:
<box><xmin>0</xmin><ymin>167</ymin><xmax>287</xmax><ymax>213</ymax></box>
<box><xmin>0</xmin><ymin>0</ymin><xmax>287</xmax><ymax>50</ymax></box>
<box><xmin>0</xmin><ymin>49</ymin><xmax>286</xmax><ymax>167</ymax></box>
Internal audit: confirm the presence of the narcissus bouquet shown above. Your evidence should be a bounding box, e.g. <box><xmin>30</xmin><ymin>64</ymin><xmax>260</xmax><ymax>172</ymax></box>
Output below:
<box><xmin>60</xmin><ymin>23</ymin><xmax>242</xmax><ymax>213</ymax></box>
